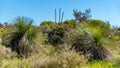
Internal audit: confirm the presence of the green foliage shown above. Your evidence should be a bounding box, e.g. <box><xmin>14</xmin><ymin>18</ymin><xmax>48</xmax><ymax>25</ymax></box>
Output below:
<box><xmin>118</xmin><ymin>27</ymin><xmax>120</xmax><ymax>31</ymax></box>
<box><xmin>73</xmin><ymin>8</ymin><xmax>91</xmax><ymax>22</ymax></box>
<box><xmin>87</xmin><ymin>27</ymin><xmax>102</xmax><ymax>46</ymax></box>
<box><xmin>113</xmin><ymin>35</ymin><xmax>119</xmax><ymax>41</ymax></box>
<box><xmin>86</xmin><ymin>27</ymin><xmax>113</xmax><ymax>60</ymax></box>
<box><xmin>66</xmin><ymin>23</ymin><xmax>113</xmax><ymax>60</ymax></box>
<box><xmin>88</xmin><ymin>20</ymin><xmax>110</xmax><ymax>36</ymax></box>
<box><xmin>89</xmin><ymin>20</ymin><xmax>110</xmax><ymax>29</ymax></box>
<box><xmin>0</xmin><ymin>28</ymin><xmax>8</xmax><ymax>36</ymax></box>
<box><xmin>1</xmin><ymin>8</ymin><xmax>120</xmax><ymax>68</ymax></box>
<box><xmin>63</xmin><ymin>19</ymin><xmax>75</xmax><ymax>25</ymax></box>
<box><xmin>39</xmin><ymin>21</ymin><xmax>57</xmax><ymax>34</ymax></box>
<box><xmin>62</xmin><ymin>19</ymin><xmax>76</xmax><ymax>30</ymax></box>
<box><xmin>2</xmin><ymin>17</ymin><xmax>38</xmax><ymax>57</ymax></box>
<box><xmin>27</xmin><ymin>27</ymin><xmax>38</xmax><ymax>43</ymax></box>
<box><xmin>68</xmin><ymin>25</ymin><xmax>103</xmax><ymax>50</ymax></box>
<box><xmin>15</xmin><ymin>21</ymin><xmax>26</xmax><ymax>33</ymax></box>
<box><xmin>108</xmin><ymin>28</ymin><xmax>120</xmax><ymax>41</ymax></box>
<box><xmin>0</xmin><ymin>18</ymin><xmax>119</xmax><ymax>68</ymax></box>
<box><xmin>40</xmin><ymin>21</ymin><xmax>55</xmax><ymax>25</ymax></box>
<box><xmin>86</xmin><ymin>60</ymin><xmax>113</xmax><ymax>68</ymax></box>
<box><xmin>48</xmin><ymin>26</ymin><xmax>65</xmax><ymax>46</ymax></box>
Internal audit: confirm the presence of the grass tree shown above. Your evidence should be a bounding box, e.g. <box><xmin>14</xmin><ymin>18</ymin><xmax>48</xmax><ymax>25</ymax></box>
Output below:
<box><xmin>48</xmin><ymin>26</ymin><xmax>65</xmax><ymax>46</ymax></box>
<box><xmin>3</xmin><ymin>17</ymin><xmax>38</xmax><ymax>57</ymax></box>
<box><xmin>68</xmin><ymin>23</ymin><xmax>113</xmax><ymax>60</ymax></box>
<box><xmin>87</xmin><ymin>27</ymin><xmax>113</xmax><ymax>60</ymax></box>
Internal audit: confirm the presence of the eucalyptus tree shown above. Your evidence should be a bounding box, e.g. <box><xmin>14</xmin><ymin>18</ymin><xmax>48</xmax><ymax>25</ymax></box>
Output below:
<box><xmin>73</xmin><ymin>8</ymin><xmax>91</xmax><ymax>23</ymax></box>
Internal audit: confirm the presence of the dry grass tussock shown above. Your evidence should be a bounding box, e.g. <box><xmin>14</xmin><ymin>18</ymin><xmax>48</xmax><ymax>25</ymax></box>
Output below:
<box><xmin>0</xmin><ymin>44</ymin><xmax>87</xmax><ymax>68</ymax></box>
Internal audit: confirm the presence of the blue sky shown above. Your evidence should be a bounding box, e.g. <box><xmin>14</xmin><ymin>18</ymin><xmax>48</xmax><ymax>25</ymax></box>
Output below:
<box><xmin>0</xmin><ymin>0</ymin><xmax>120</xmax><ymax>26</ymax></box>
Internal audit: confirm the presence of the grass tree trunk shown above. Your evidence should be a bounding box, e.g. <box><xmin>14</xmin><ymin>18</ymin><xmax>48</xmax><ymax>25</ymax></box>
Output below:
<box><xmin>10</xmin><ymin>33</ymin><xmax>24</xmax><ymax>56</ymax></box>
<box><xmin>90</xmin><ymin>45</ymin><xmax>113</xmax><ymax>60</ymax></box>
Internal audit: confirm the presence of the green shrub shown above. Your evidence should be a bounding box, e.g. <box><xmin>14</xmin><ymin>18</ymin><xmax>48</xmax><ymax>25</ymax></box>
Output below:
<box><xmin>0</xmin><ymin>28</ymin><xmax>8</xmax><ymax>36</ymax></box>
<box><xmin>39</xmin><ymin>21</ymin><xmax>57</xmax><ymax>34</ymax></box>
<box><xmin>47</xmin><ymin>26</ymin><xmax>65</xmax><ymax>46</ymax></box>
<box><xmin>2</xmin><ymin>17</ymin><xmax>38</xmax><ymax>57</ymax></box>
<box><xmin>40</xmin><ymin>21</ymin><xmax>55</xmax><ymax>26</ymax></box>
<box><xmin>88</xmin><ymin>20</ymin><xmax>110</xmax><ymax>36</ymax></box>
<box><xmin>88</xmin><ymin>20</ymin><xmax>110</xmax><ymax>29</ymax></box>
<box><xmin>63</xmin><ymin>19</ymin><xmax>75</xmax><ymax>25</ymax></box>
<box><xmin>118</xmin><ymin>27</ymin><xmax>120</xmax><ymax>31</ymax></box>
<box><xmin>65</xmin><ymin>24</ymin><xmax>113</xmax><ymax>60</ymax></box>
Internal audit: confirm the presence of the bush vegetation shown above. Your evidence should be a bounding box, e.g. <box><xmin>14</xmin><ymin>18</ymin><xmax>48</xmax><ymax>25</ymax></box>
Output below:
<box><xmin>0</xmin><ymin>9</ymin><xmax>120</xmax><ymax>68</ymax></box>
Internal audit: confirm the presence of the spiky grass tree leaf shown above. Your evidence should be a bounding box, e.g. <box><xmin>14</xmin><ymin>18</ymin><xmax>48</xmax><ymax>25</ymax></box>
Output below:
<box><xmin>4</xmin><ymin>17</ymin><xmax>38</xmax><ymax>57</ymax></box>
<box><xmin>70</xmin><ymin>23</ymin><xmax>113</xmax><ymax>60</ymax></box>
<box><xmin>87</xmin><ymin>27</ymin><xmax>102</xmax><ymax>46</ymax></box>
<box><xmin>15</xmin><ymin>17</ymin><xmax>27</xmax><ymax>33</ymax></box>
<box><xmin>85</xmin><ymin>26</ymin><xmax>113</xmax><ymax>60</ymax></box>
<box><xmin>27</xmin><ymin>27</ymin><xmax>38</xmax><ymax>44</ymax></box>
<box><xmin>48</xmin><ymin>26</ymin><xmax>65</xmax><ymax>46</ymax></box>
